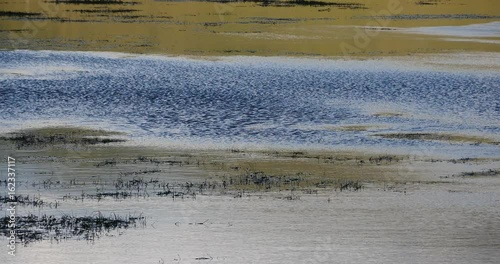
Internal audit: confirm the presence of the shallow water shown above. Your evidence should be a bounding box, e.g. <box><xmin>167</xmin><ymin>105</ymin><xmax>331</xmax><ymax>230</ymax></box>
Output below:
<box><xmin>0</xmin><ymin>50</ymin><xmax>499</xmax><ymax>157</ymax></box>
<box><xmin>2</xmin><ymin>183</ymin><xmax>500</xmax><ymax>264</ymax></box>
<box><xmin>1</xmin><ymin>50</ymin><xmax>499</xmax><ymax>263</ymax></box>
<box><xmin>405</xmin><ymin>21</ymin><xmax>500</xmax><ymax>38</ymax></box>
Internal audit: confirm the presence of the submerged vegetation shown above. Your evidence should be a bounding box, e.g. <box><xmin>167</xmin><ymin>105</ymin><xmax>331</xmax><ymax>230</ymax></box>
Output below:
<box><xmin>374</xmin><ymin>132</ymin><xmax>499</xmax><ymax>145</ymax></box>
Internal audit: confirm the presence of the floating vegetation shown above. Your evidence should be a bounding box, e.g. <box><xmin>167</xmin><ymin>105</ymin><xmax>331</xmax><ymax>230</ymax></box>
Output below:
<box><xmin>0</xmin><ymin>213</ymin><xmax>146</xmax><ymax>244</ymax></box>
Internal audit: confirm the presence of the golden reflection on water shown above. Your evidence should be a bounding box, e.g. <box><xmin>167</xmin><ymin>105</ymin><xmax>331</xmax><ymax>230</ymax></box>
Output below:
<box><xmin>0</xmin><ymin>0</ymin><xmax>499</xmax><ymax>56</ymax></box>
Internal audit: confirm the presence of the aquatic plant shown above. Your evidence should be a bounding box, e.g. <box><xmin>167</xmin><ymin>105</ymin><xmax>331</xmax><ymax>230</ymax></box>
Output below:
<box><xmin>0</xmin><ymin>213</ymin><xmax>146</xmax><ymax>244</ymax></box>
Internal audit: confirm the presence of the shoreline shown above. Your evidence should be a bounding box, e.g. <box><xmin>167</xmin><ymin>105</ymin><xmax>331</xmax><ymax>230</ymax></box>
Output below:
<box><xmin>2</xmin><ymin>49</ymin><xmax>500</xmax><ymax>72</ymax></box>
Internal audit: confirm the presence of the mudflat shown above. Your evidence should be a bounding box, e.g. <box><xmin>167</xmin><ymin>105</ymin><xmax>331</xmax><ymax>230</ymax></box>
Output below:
<box><xmin>0</xmin><ymin>0</ymin><xmax>499</xmax><ymax>56</ymax></box>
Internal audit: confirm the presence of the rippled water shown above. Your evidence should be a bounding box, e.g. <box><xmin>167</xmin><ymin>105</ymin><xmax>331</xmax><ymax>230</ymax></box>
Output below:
<box><xmin>0</xmin><ymin>50</ymin><xmax>499</xmax><ymax>157</ymax></box>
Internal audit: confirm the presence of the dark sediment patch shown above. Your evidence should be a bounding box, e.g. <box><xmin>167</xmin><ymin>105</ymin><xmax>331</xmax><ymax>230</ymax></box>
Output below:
<box><xmin>238</xmin><ymin>17</ymin><xmax>304</xmax><ymax>24</ymax></box>
<box><xmin>354</xmin><ymin>14</ymin><xmax>500</xmax><ymax>20</ymax></box>
<box><xmin>71</xmin><ymin>8</ymin><xmax>139</xmax><ymax>13</ymax></box>
<box><xmin>373</xmin><ymin>133</ymin><xmax>499</xmax><ymax>145</ymax></box>
<box><xmin>415</xmin><ymin>0</ymin><xmax>448</xmax><ymax>5</ymax></box>
<box><xmin>212</xmin><ymin>49</ymin><xmax>260</xmax><ymax>54</ymax></box>
<box><xmin>0</xmin><ymin>134</ymin><xmax>125</xmax><ymax>147</ymax></box>
<box><xmin>48</xmin><ymin>0</ymin><xmax>140</xmax><ymax>5</ymax></box>
<box><xmin>0</xmin><ymin>29</ymin><xmax>33</xmax><ymax>32</ymax></box>
<box><xmin>455</xmin><ymin>169</ymin><xmax>500</xmax><ymax>178</ymax></box>
<box><xmin>373</xmin><ymin>112</ymin><xmax>403</xmax><ymax>117</ymax></box>
<box><xmin>116</xmin><ymin>15</ymin><xmax>147</xmax><ymax>19</ymax></box>
<box><xmin>0</xmin><ymin>11</ymin><xmax>43</xmax><ymax>17</ymax></box>
<box><xmin>276</xmin><ymin>0</ymin><xmax>365</xmax><ymax>8</ymax></box>
<box><xmin>155</xmin><ymin>0</ymin><xmax>365</xmax><ymax>9</ymax></box>
<box><xmin>0</xmin><ymin>127</ymin><xmax>126</xmax><ymax>148</ymax></box>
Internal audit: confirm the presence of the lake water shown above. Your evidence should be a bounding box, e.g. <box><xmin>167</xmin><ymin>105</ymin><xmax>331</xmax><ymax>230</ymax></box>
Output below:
<box><xmin>1</xmin><ymin>50</ymin><xmax>500</xmax><ymax>263</ymax></box>
<box><xmin>2</xmin><ymin>181</ymin><xmax>500</xmax><ymax>264</ymax></box>
<box><xmin>0</xmin><ymin>50</ymin><xmax>499</xmax><ymax>158</ymax></box>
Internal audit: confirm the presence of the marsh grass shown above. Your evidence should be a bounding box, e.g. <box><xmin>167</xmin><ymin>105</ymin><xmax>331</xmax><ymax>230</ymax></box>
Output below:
<box><xmin>0</xmin><ymin>195</ymin><xmax>60</xmax><ymax>209</ymax></box>
<box><xmin>0</xmin><ymin>213</ymin><xmax>145</xmax><ymax>244</ymax></box>
<box><xmin>1</xmin><ymin>126</ymin><xmax>485</xmax><ymax>201</ymax></box>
